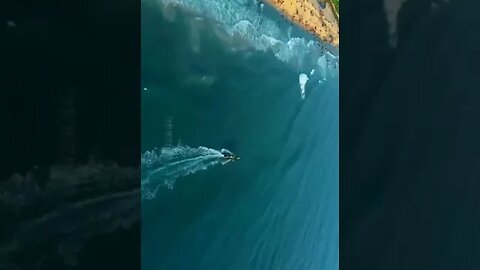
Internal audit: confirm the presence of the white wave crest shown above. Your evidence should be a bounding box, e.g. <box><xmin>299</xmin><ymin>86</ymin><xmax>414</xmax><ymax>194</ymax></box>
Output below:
<box><xmin>151</xmin><ymin>0</ymin><xmax>338</xmax><ymax>69</ymax></box>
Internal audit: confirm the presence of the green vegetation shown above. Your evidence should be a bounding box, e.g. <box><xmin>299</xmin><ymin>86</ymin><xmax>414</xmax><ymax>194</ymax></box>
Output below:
<box><xmin>331</xmin><ymin>0</ymin><xmax>339</xmax><ymax>12</ymax></box>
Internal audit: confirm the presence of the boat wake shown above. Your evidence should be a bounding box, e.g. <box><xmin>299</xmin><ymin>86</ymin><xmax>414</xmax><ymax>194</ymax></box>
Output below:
<box><xmin>141</xmin><ymin>146</ymin><xmax>228</xmax><ymax>199</ymax></box>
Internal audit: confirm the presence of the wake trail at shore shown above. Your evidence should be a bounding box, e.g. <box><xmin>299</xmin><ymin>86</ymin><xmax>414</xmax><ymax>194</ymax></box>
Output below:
<box><xmin>141</xmin><ymin>146</ymin><xmax>227</xmax><ymax>199</ymax></box>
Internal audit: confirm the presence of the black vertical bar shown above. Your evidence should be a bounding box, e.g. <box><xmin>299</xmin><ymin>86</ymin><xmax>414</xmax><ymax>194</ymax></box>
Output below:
<box><xmin>0</xmin><ymin>0</ymin><xmax>141</xmax><ymax>269</ymax></box>
<box><xmin>341</xmin><ymin>0</ymin><xmax>480</xmax><ymax>269</ymax></box>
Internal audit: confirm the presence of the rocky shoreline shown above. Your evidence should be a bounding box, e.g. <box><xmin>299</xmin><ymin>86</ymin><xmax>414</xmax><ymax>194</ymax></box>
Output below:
<box><xmin>266</xmin><ymin>0</ymin><xmax>339</xmax><ymax>47</ymax></box>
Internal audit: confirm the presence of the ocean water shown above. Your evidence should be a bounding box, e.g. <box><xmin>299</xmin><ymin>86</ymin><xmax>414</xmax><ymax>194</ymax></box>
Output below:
<box><xmin>141</xmin><ymin>0</ymin><xmax>338</xmax><ymax>269</ymax></box>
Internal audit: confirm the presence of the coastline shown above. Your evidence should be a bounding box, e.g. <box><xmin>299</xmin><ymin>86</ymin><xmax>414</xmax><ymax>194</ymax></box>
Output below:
<box><xmin>265</xmin><ymin>0</ymin><xmax>339</xmax><ymax>47</ymax></box>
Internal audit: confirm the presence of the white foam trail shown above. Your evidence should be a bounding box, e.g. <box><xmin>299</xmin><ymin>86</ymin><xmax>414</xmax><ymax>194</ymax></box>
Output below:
<box><xmin>141</xmin><ymin>146</ymin><xmax>226</xmax><ymax>199</ymax></box>
<box><xmin>299</xmin><ymin>73</ymin><xmax>309</xmax><ymax>99</ymax></box>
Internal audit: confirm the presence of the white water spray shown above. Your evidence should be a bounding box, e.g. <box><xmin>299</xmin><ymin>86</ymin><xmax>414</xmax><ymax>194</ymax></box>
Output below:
<box><xmin>141</xmin><ymin>146</ymin><xmax>228</xmax><ymax>199</ymax></box>
<box><xmin>299</xmin><ymin>73</ymin><xmax>309</xmax><ymax>99</ymax></box>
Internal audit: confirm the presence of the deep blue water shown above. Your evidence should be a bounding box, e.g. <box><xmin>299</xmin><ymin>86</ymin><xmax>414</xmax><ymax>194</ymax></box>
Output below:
<box><xmin>141</xmin><ymin>1</ymin><xmax>338</xmax><ymax>269</ymax></box>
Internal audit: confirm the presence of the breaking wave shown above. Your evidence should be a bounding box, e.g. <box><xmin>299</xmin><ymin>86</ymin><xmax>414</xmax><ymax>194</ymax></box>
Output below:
<box><xmin>147</xmin><ymin>0</ymin><xmax>338</xmax><ymax>73</ymax></box>
<box><xmin>141</xmin><ymin>146</ymin><xmax>227</xmax><ymax>199</ymax></box>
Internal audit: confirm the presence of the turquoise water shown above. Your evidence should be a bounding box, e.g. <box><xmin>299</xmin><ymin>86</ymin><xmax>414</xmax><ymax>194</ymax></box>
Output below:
<box><xmin>141</xmin><ymin>0</ymin><xmax>338</xmax><ymax>269</ymax></box>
